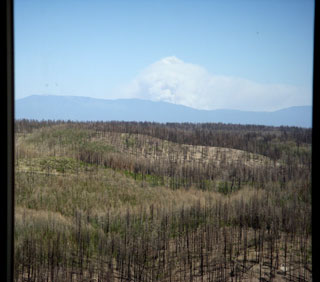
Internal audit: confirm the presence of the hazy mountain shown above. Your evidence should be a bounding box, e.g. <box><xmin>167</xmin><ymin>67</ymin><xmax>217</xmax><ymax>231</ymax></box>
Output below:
<box><xmin>15</xmin><ymin>95</ymin><xmax>312</xmax><ymax>127</ymax></box>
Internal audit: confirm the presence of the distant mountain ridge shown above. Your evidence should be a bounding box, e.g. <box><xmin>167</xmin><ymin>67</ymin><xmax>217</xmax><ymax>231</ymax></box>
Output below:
<box><xmin>15</xmin><ymin>95</ymin><xmax>312</xmax><ymax>127</ymax></box>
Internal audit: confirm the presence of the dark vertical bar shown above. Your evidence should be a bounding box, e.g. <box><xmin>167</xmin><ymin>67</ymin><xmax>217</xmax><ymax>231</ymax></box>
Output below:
<box><xmin>1</xmin><ymin>0</ymin><xmax>14</xmax><ymax>281</ymax></box>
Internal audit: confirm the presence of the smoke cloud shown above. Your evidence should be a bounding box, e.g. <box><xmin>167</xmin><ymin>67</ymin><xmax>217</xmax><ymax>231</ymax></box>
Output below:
<box><xmin>121</xmin><ymin>56</ymin><xmax>309</xmax><ymax>111</ymax></box>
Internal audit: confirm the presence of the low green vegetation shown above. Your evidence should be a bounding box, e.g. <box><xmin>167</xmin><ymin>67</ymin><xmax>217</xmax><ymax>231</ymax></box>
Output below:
<box><xmin>14</xmin><ymin>120</ymin><xmax>312</xmax><ymax>281</ymax></box>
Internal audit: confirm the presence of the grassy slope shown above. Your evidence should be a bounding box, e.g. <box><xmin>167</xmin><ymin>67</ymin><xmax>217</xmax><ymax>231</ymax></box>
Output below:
<box><xmin>18</xmin><ymin>123</ymin><xmax>275</xmax><ymax>167</ymax></box>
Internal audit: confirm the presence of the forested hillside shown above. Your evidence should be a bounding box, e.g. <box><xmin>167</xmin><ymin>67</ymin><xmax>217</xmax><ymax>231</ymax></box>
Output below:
<box><xmin>14</xmin><ymin>120</ymin><xmax>312</xmax><ymax>281</ymax></box>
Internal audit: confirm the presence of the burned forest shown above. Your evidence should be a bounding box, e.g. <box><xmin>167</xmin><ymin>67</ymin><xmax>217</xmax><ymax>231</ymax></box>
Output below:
<box><xmin>14</xmin><ymin>120</ymin><xmax>312</xmax><ymax>281</ymax></box>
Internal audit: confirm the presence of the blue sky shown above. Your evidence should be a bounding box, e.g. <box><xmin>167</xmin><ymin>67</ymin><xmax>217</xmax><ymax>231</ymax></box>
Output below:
<box><xmin>14</xmin><ymin>0</ymin><xmax>315</xmax><ymax>111</ymax></box>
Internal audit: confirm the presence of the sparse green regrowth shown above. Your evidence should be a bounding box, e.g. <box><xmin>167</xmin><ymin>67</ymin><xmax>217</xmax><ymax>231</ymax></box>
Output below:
<box><xmin>40</xmin><ymin>156</ymin><xmax>81</xmax><ymax>173</ymax></box>
<box><xmin>79</xmin><ymin>140</ymin><xmax>116</xmax><ymax>153</ymax></box>
<box><xmin>14</xmin><ymin>120</ymin><xmax>312</xmax><ymax>281</ymax></box>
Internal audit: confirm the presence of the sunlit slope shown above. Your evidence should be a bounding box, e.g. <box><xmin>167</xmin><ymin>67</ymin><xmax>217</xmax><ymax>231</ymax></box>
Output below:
<box><xmin>16</xmin><ymin>124</ymin><xmax>281</xmax><ymax>192</ymax></box>
<box><xmin>17</xmin><ymin>124</ymin><xmax>275</xmax><ymax>168</ymax></box>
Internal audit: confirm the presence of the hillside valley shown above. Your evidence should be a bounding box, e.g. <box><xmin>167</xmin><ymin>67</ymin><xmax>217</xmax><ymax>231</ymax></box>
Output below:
<box><xmin>14</xmin><ymin>120</ymin><xmax>312</xmax><ymax>281</ymax></box>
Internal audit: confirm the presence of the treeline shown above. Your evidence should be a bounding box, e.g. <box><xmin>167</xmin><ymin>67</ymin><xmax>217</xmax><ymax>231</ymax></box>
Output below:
<box><xmin>15</xmin><ymin>119</ymin><xmax>311</xmax><ymax>160</ymax></box>
<box><xmin>15</xmin><ymin>120</ymin><xmax>311</xmax><ymax>191</ymax></box>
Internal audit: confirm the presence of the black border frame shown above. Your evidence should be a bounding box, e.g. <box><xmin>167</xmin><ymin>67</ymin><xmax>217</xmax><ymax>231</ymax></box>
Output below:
<box><xmin>2</xmin><ymin>0</ymin><xmax>14</xmax><ymax>281</ymax></box>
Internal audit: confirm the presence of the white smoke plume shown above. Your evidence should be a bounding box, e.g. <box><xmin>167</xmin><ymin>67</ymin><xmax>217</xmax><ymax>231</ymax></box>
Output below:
<box><xmin>121</xmin><ymin>56</ymin><xmax>309</xmax><ymax>111</ymax></box>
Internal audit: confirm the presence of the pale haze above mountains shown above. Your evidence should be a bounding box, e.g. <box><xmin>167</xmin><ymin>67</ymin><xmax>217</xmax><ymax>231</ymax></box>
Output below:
<box><xmin>118</xmin><ymin>57</ymin><xmax>311</xmax><ymax>112</ymax></box>
<box><xmin>15</xmin><ymin>56</ymin><xmax>312</xmax><ymax>127</ymax></box>
<box><xmin>16</xmin><ymin>95</ymin><xmax>312</xmax><ymax>128</ymax></box>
